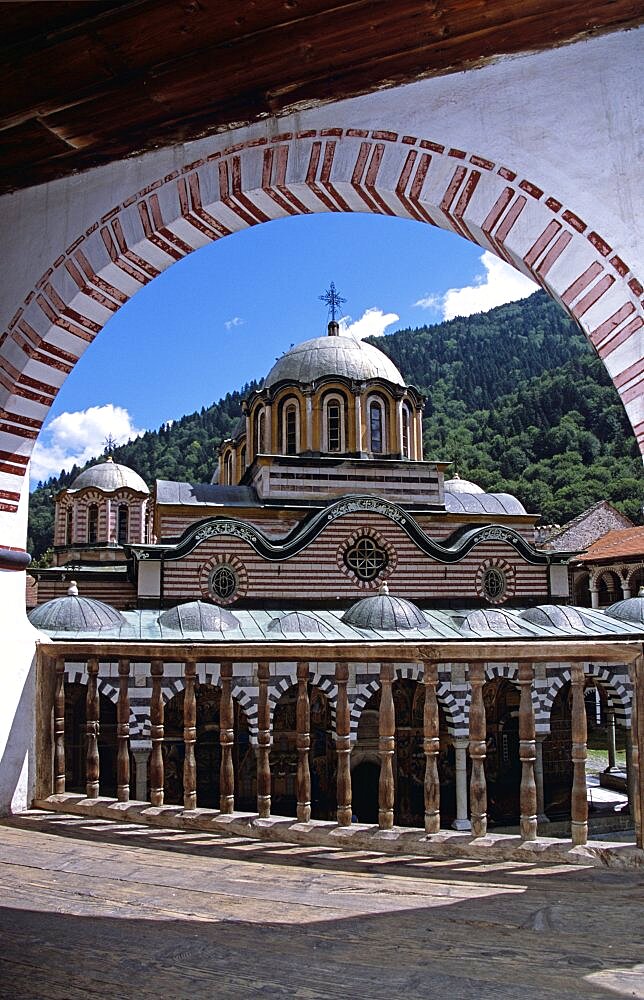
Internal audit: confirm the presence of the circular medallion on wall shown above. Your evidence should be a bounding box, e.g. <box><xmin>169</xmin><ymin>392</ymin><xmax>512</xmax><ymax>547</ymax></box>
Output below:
<box><xmin>337</xmin><ymin>527</ymin><xmax>397</xmax><ymax>589</ymax></box>
<box><xmin>199</xmin><ymin>553</ymin><xmax>248</xmax><ymax>605</ymax></box>
<box><xmin>475</xmin><ymin>558</ymin><xmax>516</xmax><ymax>605</ymax></box>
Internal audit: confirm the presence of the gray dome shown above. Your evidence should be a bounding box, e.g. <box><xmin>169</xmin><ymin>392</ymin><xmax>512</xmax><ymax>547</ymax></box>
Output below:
<box><xmin>444</xmin><ymin>475</ymin><xmax>484</xmax><ymax>494</ymax></box>
<box><xmin>158</xmin><ymin>601</ymin><xmax>239</xmax><ymax>632</ymax></box>
<box><xmin>462</xmin><ymin>609</ymin><xmax>524</xmax><ymax>634</ymax></box>
<box><xmin>28</xmin><ymin>581</ymin><xmax>126</xmax><ymax>632</ymax></box>
<box><xmin>70</xmin><ymin>458</ymin><xmax>149</xmax><ymax>494</ymax></box>
<box><xmin>342</xmin><ymin>584</ymin><xmax>427</xmax><ymax>630</ymax></box>
<box><xmin>521</xmin><ymin>605</ymin><xmax>589</xmax><ymax>630</ymax></box>
<box><xmin>445</xmin><ymin>491</ymin><xmax>527</xmax><ymax>515</ymax></box>
<box><xmin>604</xmin><ymin>589</ymin><xmax>644</xmax><ymax>627</ymax></box>
<box><xmin>265</xmin><ymin>334</ymin><xmax>405</xmax><ymax>388</ymax></box>
<box><xmin>267</xmin><ymin>612</ymin><xmax>332</xmax><ymax>635</ymax></box>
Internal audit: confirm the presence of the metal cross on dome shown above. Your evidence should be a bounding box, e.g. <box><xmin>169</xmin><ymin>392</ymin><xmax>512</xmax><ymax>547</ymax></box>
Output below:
<box><xmin>319</xmin><ymin>282</ymin><xmax>346</xmax><ymax>322</ymax></box>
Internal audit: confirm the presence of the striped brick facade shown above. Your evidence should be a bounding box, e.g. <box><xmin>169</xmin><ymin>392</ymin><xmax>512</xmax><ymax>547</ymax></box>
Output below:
<box><xmin>162</xmin><ymin>510</ymin><xmax>549</xmax><ymax>604</ymax></box>
<box><xmin>1</xmin><ymin>127</ymin><xmax>642</xmax><ymax>515</ymax></box>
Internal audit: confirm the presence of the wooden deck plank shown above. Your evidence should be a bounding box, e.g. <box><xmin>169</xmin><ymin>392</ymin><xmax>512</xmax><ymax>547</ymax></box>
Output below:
<box><xmin>0</xmin><ymin>814</ymin><xmax>643</xmax><ymax>1000</ymax></box>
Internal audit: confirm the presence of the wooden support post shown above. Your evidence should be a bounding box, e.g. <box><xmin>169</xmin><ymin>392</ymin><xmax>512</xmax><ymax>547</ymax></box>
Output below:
<box><xmin>468</xmin><ymin>660</ymin><xmax>487</xmax><ymax>837</ymax></box>
<box><xmin>335</xmin><ymin>662</ymin><xmax>352</xmax><ymax>826</ymax></box>
<box><xmin>257</xmin><ymin>662</ymin><xmax>271</xmax><ymax>818</ymax></box>
<box><xmin>570</xmin><ymin>662</ymin><xmax>588</xmax><ymax>846</ymax></box>
<box><xmin>54</xmin><ymin>657</ymin><xmax>66</xmax><ymax>795</ymax></box>
<box><xmin>296</xmin><ymin>662</ymin><xmax>311</xmax><ymax>822</ymax></box>
<box><xmin>518</xmin><ymin>661</ymin><xmax>538</xmax><ymax>841</ymax></box>
<box><xmin>116</xmin><ymin>658</ymin><xmax>131</xmax><ymax>802</ymax></box>
<box><xmin>219</xmin><ymin>661</ymin><xmax>235</xmax><ymax>814</ymax></box>
<box><xmin>378</xmin><ymin>663</ymin><xmax>395</xmax><ymax>829</ymax></box>
<box><xmin>183</xmin><ymin>660</ymin><xmax>197</xmax><ymax>810</ymax></box>
<box><xmin>150</xmin><ymin>659</ymin><xmax>164</xmax><ymax>807</ymax></box>
<box><xmin>86</xmin><ymin>657</ymin><xmax>100</xmax><ymax>799</ymax></box>
<box><xmin>628</xmin><ymin>654</ymin><xmax>643</xmax><ymax>849</ymax></box>
<box><xmin>422</xmin><ymin>660</ymin><xmax>440</xmax><ymax>834</ymax></box>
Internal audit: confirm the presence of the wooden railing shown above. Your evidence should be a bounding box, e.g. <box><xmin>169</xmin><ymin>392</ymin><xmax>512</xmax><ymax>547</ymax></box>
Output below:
<box><xmin>34</xmin><ymin>640</ymin><xmax>644</xmax><ymax>851</ymax></box>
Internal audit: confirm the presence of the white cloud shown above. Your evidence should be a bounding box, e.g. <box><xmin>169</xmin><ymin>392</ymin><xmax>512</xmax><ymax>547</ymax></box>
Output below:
<box><xmin>224</xmin><ymin>316</ymin><xmax>244</xmax><ymax>331</ymax></box>
<box><xmin>30</xmin><ymin>404</ymin><xmax>144</xmax><ymax>483</ymax></box>
<box><xmin>339</xmin><ymin>307</ymin><xmax>399</xmax><ymax>340</ymax></box>
<box><xmin>415</xmin><ymin>251</ymin><xmax>538</xmax><ymax>321</ymax></box>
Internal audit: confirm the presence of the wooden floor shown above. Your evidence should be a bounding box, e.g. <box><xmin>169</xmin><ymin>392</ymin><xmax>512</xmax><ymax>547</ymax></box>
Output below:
<box><xmin>1</xmin><ymin>812</ymin><xmax>643</xmax><ymax>1000</ymax></box>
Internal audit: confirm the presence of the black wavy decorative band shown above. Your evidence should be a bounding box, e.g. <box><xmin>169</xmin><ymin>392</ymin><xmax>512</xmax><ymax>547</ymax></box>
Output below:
<box><xmin>0</xmin><ymin>546</ymin><xmax>31</xmax><ymax>571</ymax></box>
<box><xmin>146</xmin><ymin>495</ymin><xmax>560</xmax><ymax>567</ymax></box>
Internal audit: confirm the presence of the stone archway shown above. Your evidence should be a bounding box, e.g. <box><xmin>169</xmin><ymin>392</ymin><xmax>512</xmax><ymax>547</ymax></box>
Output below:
<box><xmin>1</xmin><ymin>126</ymin><xmax>642</xmax><ymax>519</ymax></box>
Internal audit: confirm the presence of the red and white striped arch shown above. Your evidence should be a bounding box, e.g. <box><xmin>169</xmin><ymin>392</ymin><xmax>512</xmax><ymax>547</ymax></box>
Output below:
<box><xmin>0</xmin><ymin>126</ymin><xmax>642</xmax><ymax>514</ymax></box>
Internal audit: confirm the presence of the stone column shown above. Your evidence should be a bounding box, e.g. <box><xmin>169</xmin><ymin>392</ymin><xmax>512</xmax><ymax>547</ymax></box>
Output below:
<box><xmin>535</xmin><ymin>734</ymin><xmax>549</xmax><ymax>824</ymax></box>
<box><xmin>132</xmin><ymin>748</ymin><xmax>150</xmax><ymax>802</ymax></box>
<box><xmin>396</xmin><ymin>397</ymin><xmax>404</xmax><ymax>457</ymax></box>
<box><xmin>451</xmin><ymin>737</ymin><xmax>471</xmax><ymax>831</ymax></box>
<box><xmin>605</xmin><ymin>702</ymin><xmax>618</xmax><ymax>772</ymax></box>
<box><xmin>415</xmin><ymin>409</ymin><xmax>423</xmax><ymax>461</ymax></box>
<box><xmin>590</xmin><ymin>586</ymin><xmax>599</xmax><ymax>609</ymax></box>
<box><xmin>625</xmin><ymin>728</ymin><xmax>634</xmax><ymax>817</ymax></box>
<box><xmin>354</xmin><ymin>390</ymin><xmax>363</xmax><ymax>453</ymax></box>
<box><xmin>265</xmin><ymin>401</ymin><xmax>273</xmax><ymax>453</ymax></box>
<box><xmin>305</xmin><ymin>392</ymin><xmax>313</xmax><ymax>452</ymax></box>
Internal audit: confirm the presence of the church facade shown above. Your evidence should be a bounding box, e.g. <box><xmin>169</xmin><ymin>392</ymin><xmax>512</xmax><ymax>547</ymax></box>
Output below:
<box><xmin>34</xmin><ymin>318</ymin><xmax>571</xmax><ymax>611</ymax></box>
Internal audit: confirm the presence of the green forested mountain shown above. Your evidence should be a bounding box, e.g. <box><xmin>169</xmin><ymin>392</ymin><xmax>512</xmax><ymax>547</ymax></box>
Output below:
<box><xmin>27</xmin><ymin>292</ymin><xmax>641</xmax><ymax>560</ymax></box>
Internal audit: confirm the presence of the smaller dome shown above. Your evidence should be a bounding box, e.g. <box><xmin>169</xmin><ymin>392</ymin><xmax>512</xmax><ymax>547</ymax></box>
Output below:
<box><xmin>267</xmin><ymin>612</ymin><xmax>332</xmax><ymax>635</ymax></box>
<box><xmin>158</xmin><ymin>601</ymin><xmax>239</xmax><ymax>632</ymax></box>
<box><xmin>604</xmin><ymin>588</ymin><xmax>644</xmax><ymax>627</ymax></box>
<box><xmin>28</xmin><ymin>581</ymin><xmax>126</xmax><ymax>632</ymax></box>
<box><xmin>444</xmin><ymin>473</ymin><xmax>484</xmax><ymax>494</ymax></box>
<box><xmin>342</xmin><ymin>583</ymin><xmax>427</xmax><ymax>630</ymax></box>
<box><xmin>462</xmin><ymin>609</ymin><xmax>524</xmax><ymax>634</ymax></box>
<box><xmin>521</xmin><ymin>605</ymin><xmax>588</xmax><ymax>630</ymax></box>
<box><xmin>70</xmin><ymin>457</ymin><xmax>149</xmax><ymax>494</ymax></box>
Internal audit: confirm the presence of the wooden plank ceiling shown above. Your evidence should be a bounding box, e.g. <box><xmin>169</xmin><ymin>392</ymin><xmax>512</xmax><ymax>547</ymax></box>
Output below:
<box><xmin>1</xmin><ymin>0</ymin><xmax>641</xmax><ymax>195</ymax></box>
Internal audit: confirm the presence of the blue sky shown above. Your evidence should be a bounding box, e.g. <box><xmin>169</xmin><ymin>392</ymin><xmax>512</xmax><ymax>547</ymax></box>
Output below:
<box><xmin>30</xmin><ymin>213</ymin><xmax>537</xmax><ymax>483</ymax></box>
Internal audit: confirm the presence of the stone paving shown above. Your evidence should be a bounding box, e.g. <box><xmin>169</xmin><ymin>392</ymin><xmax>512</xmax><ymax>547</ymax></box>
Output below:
<box><xmin>1</xmin><ymin>811</ymin><xmax>643</xmax><ymax>999</ymax></box>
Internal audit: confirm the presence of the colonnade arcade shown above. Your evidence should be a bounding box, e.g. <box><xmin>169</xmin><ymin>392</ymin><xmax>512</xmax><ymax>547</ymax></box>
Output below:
<box><xmin>37</xmin><ymin>639</ymin><xmax>643</xmax><ymax>851</ymax></box>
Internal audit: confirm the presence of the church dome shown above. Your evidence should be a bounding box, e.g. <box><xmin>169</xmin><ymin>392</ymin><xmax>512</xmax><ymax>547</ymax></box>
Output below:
<box><xmin>158</xmin><ymin>601</ymin><xmax>240</xmax><ymax>632</ymax></box>
<box><xmin>28</xmin><ymin>581</ymin><xmax>126</xmax><ymax>632</ymax></box>
<box><xmin>70</xmin><ymin>457</ymin><xmax>149</xmax><ymax>494</ymax></box>
<box><xmin>265</xmin><ymin>329</ymin><xmax>405</xmax><ymax>388</ymax></box>
<box><xmin>342</xmin><ymin>583</ymin><xmax>427</xmax><ymax>630</ymax></box>
<box><xmin>604</xmin><ymin>588</ymin><xmax>644</xmax><ymax>627</ymax></box>
<box><xmin>444</xmin><ymin>474</ymin><xmax>484</xmax><ymax>495</ymax></box>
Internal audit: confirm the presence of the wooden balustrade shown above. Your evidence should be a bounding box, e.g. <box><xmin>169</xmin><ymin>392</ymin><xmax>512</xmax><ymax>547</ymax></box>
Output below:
<box><xmin>378</xmin><ymin>663</ymin><xmax>395</xmax><ymax>829</ymax></box>
<box><xmin>468</xmin><ymin>661</ymin><xmax>487</xmax><ymax>838</ymax></box>
<box><xmin>219</xmin><ymin>661</ymin><xmax>235</xmax><ymax>814</ymax></box>
<box><xmin>54</xmin><ymin>657</ymin><xmax>66</xmax><ymax>795</ymax></box>
<box><xmin>150</xmin><ymin>659</ymin><xmax>164</xmax><ymax>807</ymax></box>
<box><xmin>35</xmin><ymin>646</ymin><xmax>642</xmax><ymax>853</ymax></box>
<box><xmin>256</xmin><ymin>662</ymin><xmax>271</xmax><ymax>819</ymax></box>
<box><xmin>86</xmin><ymin>657</ymin><xmax>100</xmax><ymax>799</ymax></box>
<box><xmin>183</xmin><ymin>660</ymin><xmax>197</xmax><ymax>810</ymax></box>
<box><xmin>422</xmin><ymin>660</ymin><xmax>440</xmax><ymax>834</ymax></box>
<box><xmin>570</xmin><ymin>662</ymin><xmax>588</xmax><ymax>846</ymax></box>
<box><xmin>296</xmin><ymin>662</ymin><xmax>311</xmax><ymax>822</ymax></box>
<box><xmin>117</xmin><ymin>658</ymin><xmax>131</xmax><ymax>802</ymax></box>
<box><xmin>517</xmin><ymin>661</ymin><xmax>537</xmax><ymax>841</ymax></box>
<box><xmin>335</xmin><ymin>662</ymin><xmax>352</xmax><ymax>826</ymax></box>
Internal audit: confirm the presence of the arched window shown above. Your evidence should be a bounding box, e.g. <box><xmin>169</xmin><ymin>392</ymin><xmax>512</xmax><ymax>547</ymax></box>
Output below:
<box><xmin>401</xmin><ymin>404</ymin><xmax>411</xmax><ymax>458</ymax></box>
<box><xmin>224</xmin><ymin>451</ymin><xmax>233</xmax><ymax>485</ymax></box>
<box><xmin>323</xmin><ymin>394</ymin><xmax>346</xmax><ymax>453</ymax></box>
<box><xmin>240</xmin><ymin>444</ymin><xmax>246</xmax><ymax>472</ymax></box>
<box><xmin>369</xmin><ymin>399</ymin><xmax>384</xmax><ymax>454</ymax></box>
<box><xmin>282</xmin><ymin>400</ymin><xmax>299</xmax><ymax>455</ymax></box>
<box><xmin>66</xmin><ymin>507</ymin><xmax>73</xmax><ymax>545</ymax></box>
<box><xmin>117</xmin><ymin>503</ymin><xmax>129</xmax><ymax>544</ymax></box>
<box><xmin>87</xmin><ymin>503</ymin><xmax>99</xmax><ymax>544</ymax></box>
<box><xmin>255</xmin><ymin>408</ymin><xmax>265</xmax><ymax>456</ymax></box>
